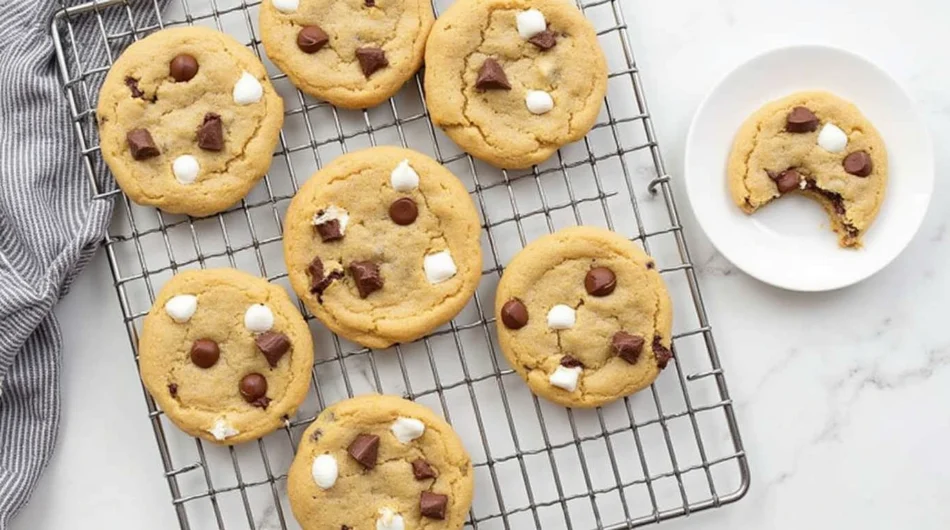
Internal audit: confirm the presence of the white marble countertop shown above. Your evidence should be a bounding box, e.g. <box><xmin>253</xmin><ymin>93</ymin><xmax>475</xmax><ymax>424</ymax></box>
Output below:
<box><xmin>14</xmin><ymin>0</ymin><xmax>950</xmax><ymax>528</ymax></box>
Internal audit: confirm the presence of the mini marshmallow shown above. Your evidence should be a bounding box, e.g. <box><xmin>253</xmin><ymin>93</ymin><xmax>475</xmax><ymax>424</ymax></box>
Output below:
<box><xmin>208</xmin><ymin>418</ymin><xmax>239</xmax><ymax>441</ymax></box>
<box><xmin>233</xmin><ymin>72</ymin><xmax>263</xmax><ymax>105</ymax></box>
<box><xmin>164</xmin><ymin>294</ymin><xmax>197</xmax><ymax>323</ymax></box>
<box><xmin>312</xmin><ymin>205</ymin><xmax>350</xmax><ymax>234</ymax></box>
<box><xmin>817</xmin><ymin>123</ymin><xmax>848</xmax><ymax>153</ymax></box>
<box><xmin>525</xmin><ymin>90</ymin><xmax>554</xmax><ymax>115</ymax></box>
<box><xmin>376</xmin><ymin>508</ymin><xmax>405</xmax><ymax>530</ymax></box>
<box><xmin>311</xmin><ymin>454</ymin><xmax>338</xmax><ymax>489</ymax></box>
<box><xmin>547</xmin><ymin>304</ymin><xmax>576</xmax><ymax>329</ymax></box>
<box><xmin>391</xmin><ymin>417</ymin><xmax>426</xmax><ymax>444</ymax></box>
<box><xmin>390</xmin><ymin>159</ymin><xmax>419</xmax><ymax>191</ymax></box>
<box><xmin>172</xmin><ymin>155</ymin><xmax>199</xmax><ymax>185</ymax></box>
<box><xmin>549</xmin><ymin>365</ymin><xmax>582</xmax><ymax>392</ymax></box>
<box><xmin>423</xmin><ymin>250</ymin><xmax>457</xmax><ymax>284</ymax></box>
<box><xmin>516</xmin><ymin>9</ymin><xmax>547</xmax><ymax>39</ymax></box>
<box><xmin>244</xmin><ymin>304</ymin><xmax>274</xmax><ymax>333</ymax></box>
<box><xmin>272</xmin><ymin>0</ymin><xmax>299</xmax><ymax>12</ymax></box>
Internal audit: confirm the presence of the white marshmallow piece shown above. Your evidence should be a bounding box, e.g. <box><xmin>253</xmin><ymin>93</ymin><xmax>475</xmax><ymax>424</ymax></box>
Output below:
<box><xmin>549</xmin><ymin>365</ymin><xmax>582</xmax><ymax>392</ymax></box>
<box><xmin>817</xmin><ymin>123</ymin><xmax>848</xmax><ymax>153</ymax></box>
<box><xmin>312</xmin><ymin>205</ymin><xmax>350</xmax><ymax>235</ymax></box>
<box><xmin>172</xmin><ymin>155</ymin><xmax>199</xmax><ymax>185</ymax></box>
<box><xmin>233</xmin><ymin>71</ymin><xmax>263</xmax><ymax>105</ymax></box>
<box><xmin>390</xmin><ymin>159</ymin><xmax>420</xmax><ymax>191</ymax></box>
<box><xmin>164</xmin><ymin>294</ymin><xmax>197</xmax><ymax>323</ymax></box>
<box><xmin>311</xmin><ymin>454</ymin><xmax>338</xmax><ymax>489</ymax></box>
<box><xmin>525</xmin><ymin>90</ymin><xmax>554</xmax><ymax>115</ymax></box>
<box><xmin>517</xmin><ymin>9</ymin><xmax>547</xmax><ymax>39</ymax></box>
<box><xmin>208</xmin><ymin>418</ymin><xmax>239</xmax><ymax>441</ymax></box>
<box><xmin>376</xmin><ymin>508</ymin><xmax>405</xmax><ymax>530</ymax></box>
<box><xmin>547</xmin><ymin>304</ymin><xmax>576</xmax><ymax>330</ymax></box>
<box><xmin>423</xmin><ymin>250</ymin><xmax>457</xmax><ymax>284</ymax></box>
<box><xmin>272</xmin><ymin>0</ymin><xmax>299</xmax><ymax>12</ymax></box>
<box><xmin>391</xmin><ymin>417</ymin><xmax>426</xmax><ymax>444</ymax></box>
<box><xmin>244</xmin><ymin>303</ymin><xmax>274</xmax><ymax>333</ymax></box>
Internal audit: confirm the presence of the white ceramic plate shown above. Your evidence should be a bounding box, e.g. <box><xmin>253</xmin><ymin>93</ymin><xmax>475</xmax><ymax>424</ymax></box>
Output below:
<box><xmin>684</xmin><ymin>45</ymin><xmax>933</xmax><ymax>291</ymax></box>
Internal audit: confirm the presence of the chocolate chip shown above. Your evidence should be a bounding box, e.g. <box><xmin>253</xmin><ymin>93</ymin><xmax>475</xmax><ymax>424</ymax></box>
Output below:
<box><xmin>843</xmin><ymin>151</ymin><xmax>873</xmax><ymax>177</ymax></box>
<box><xmin>315</xmin><ymin>218</ymin><xmax>343</xmax><ymax>242</ymax></box>
<box><xmin>169</xmin><ymin>54</ymin><xmax>199</xmax><ymax>82</ymax></box>
<box><xmin>653</xmin><ymin>336</ymin><xmax>673</xmax><ymax>369</ymax></box>
<box><xmin>389</xmin><ymin>197</ymin><xmax>418</xmax><ymax>225</ymax></box>
<box><xmin>612</xmin><ymin>332</ymin><xmax>644</xmax><ymax>364</ymax></box>
<box><xmin>528</xmin><ymin>29</ymin><xmax>557</xmax><ymax>50</ymax></box>
<box><xmin>297</xmin><ymin>26</ymin><xmax>329</xmax><ymax>54</ymax></box>
<box><xmin>560</xmin><ymin>355</ymin><xmax>584</xmax><ymax>368</ymax></box>
<box><xmin>585</xmin><ymin>267</ymin><xmax>616</xmax><ymax>296</ymax></box>
<box><xmin>420</xmin><ymin>492</ymin><xmax>448</xmax><ymax>520</ymax></box>
<box><xmin>251</xmin><ymin>396</ymin><xmax>272</xmax><ymax>409</ymax></box>
<box><xmin>239</xmin><ymin>373</ymin><xmax>268</xmax><ymax>403</ymax></box>
<box><xmin>347</xmin><ymin>433</ymin><xmax>379</xmax><ymax>469</ymax></box>
<box><xmin>255</xmin><ymin>332</ymin><xmax>291</xmax><ymax>367</ymax></box>
<box><xmin>785</xmin><ymin>106</ymin><xmax>819</xmax><ymax>133</ymax></box>
<box><xmin>125</xmin><ymin>76</ymin><xmax>144</xmax><ymax>98</ymax></box>
<box><xmin>126</xmin><ymin>129</ymin><xmax>160</xmax><ymax>160</ymax></box>
<box><xmin>355</xmin><ymin>47</ymin><xmax>388</xmax><ymax>77</ymax></box>
<box><xmin>475</xmin><ymin>58</ymin><xmax>511</xmax><ymax>91</ymax></box>
<box><xmin>646</xmin><ymin>261</ymin><xmax>655</xmax><ymax>270</ymax></box>
<box><xmin>168</xmin><ymin>383</ymin><xmax>178</xmax><ymax>396</ymax></box>
<box><xmin>349</xmin><ymin>261</ymin><xmax>383</xmax><ymax>298</ymax></box>
<box><xmin>190</xmin><ymin>339</ymin><xmax>220</xmax><ymax>368</ymax></box>
<box><xmin>364</xmin><ymin>0</ymin><xmax>375</xmax><ymax>5</ymax></box>
<box><xmin>500</xmin><ymin>299</ymin><xmax>528</xmax><ymax>329</ymax></box>
<box><xmin>197</xmin><ymin>113</ymin><xmax>224</xmax><ymax>151</ymax></box>
<box><xmin>412</xmin><ymin>458</ymin><xmax>438</xmax><ymax>480</ymax></box>
<box><xmin>769</xmin><ymin>168</ymin><xmax>801</xmax><ymax>194</ymax></box>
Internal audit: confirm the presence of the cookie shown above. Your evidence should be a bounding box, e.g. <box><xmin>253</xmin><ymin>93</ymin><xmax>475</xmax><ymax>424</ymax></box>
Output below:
<box><xmin>424</xmin><ymin>0</ymin><xmax>608</xmax><ymax>169</ymax></box>
<box><xmin>283</xmin><ymin>146</ymin><xmax>482</xmax><ymax>349</ymax></box>
<box><xmin>259</xmin><ymin>0</ymin><xmax>434</xmax><ymax>109</ymax></box>
<box><xmin>495</xmin><ymin>226</ymin><xmax>673</xmax><ymax>408</ymax></box>
<box><xmin>288</xmin><ymin>395</ymin><xmax>474</xmax><ymax>530</ymax></box>
<box><xmin>728</xmin><ymin>91</ymin><xmax>888</xmax><ymax>248</ymax></box>
<box><xmin>139</xmin><ymin>268</ymin><xmax>313</xmax><ymax>444</ymax></box>
<box><xmin>97</xmin><ymin>27</ymin><xmax>284</xmax><ymax>217</ymax></box>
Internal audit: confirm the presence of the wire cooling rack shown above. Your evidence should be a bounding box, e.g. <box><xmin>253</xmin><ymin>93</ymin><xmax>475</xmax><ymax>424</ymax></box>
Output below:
<box><xmin>51</xmin><ymin>0</ymin><xmax>749</xmax><ymax>528</ymax></box>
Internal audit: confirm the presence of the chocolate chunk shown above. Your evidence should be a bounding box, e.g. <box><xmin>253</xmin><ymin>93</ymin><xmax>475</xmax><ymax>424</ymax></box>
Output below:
<box><xmin>475</xmin><ymin>58</ymin><xmax>511</xmax><ymax>91</ymax></box>
<box><xmin>389</xmin><ymin>197</ymin><xmax>418</xmax><ymax>225</ymax></box>
<box><xmin>420</xmin><ymin>492</ymin><xmax>448</xmax><ymax>519</ymax></box>
<box><xmin>255</xmin><ymin>331</ymin><xmax>291</xmax><ymax>367</ymax></box>
<box><xmin>355</xmin><ymin>47</ymin><xmax>388</xmax><ymax>77</ymax></box>
<box><xmin>251</xmin><ymin>396</ymin><xmax>272</xmax><ymax>409</ymax></box>
<box><xmin>364</xmin><ymin>0</ymin><xmax>375</xmax><ymax>5</ymax></box>
<box><xmin>197</xmin><ymin>113</ymin><xmax>224</xmax><ymax>151</ymax></box>
<box><xmin>190</xmin><ymin>339</ymin><xmax>220</xmax><ymax>368</ymax></box>
<box><xmin>316</xmin><ymin>272</ymin><xmax>344</xmax><ymax>300</ymax></box>
<box><xmin>412</xmin><ymin>458</ymin><xmax>438</xmax><ymax>480</ymax></box>
<box><xmin>315</xmin><ymin>218</ymin><xmax>343</xmax><ymax>242</ymax></box>
<box><xmin>612</xmin><ymin>331</ymin><xmax>644</xmax><ymax>364</ymax></box>
<box><xmin>308</xmin><ymin>255</ymin><xmax>324</xmax><ymax>282</ymax></box>
<box><xmin>500</xmin><ymin>299</ymin><xmax>528</xmax><ymax>329</ymax></box>
<box><xmin>239</xmin><ymin>373</ymin><xmax>268</xmax><ymax>403</ymax></box>
<box><xmin>347</xmin><ymin>433</ymin><xmax>380</xmax><ymax>469</ymax></box>
<box><xmin>653</xmin><ymin>336</ymin><xmax>673</xmax><ymax>369</ymax></box>
<box><xmin>585</xmin><ymin>267</ymin><xmax>616</xmax><ymax>296</ymax></box>
<box><xmin>785</xmin><ymin>106</ymin><xmax>819</xmax><ymax>133</ymax></box>
<box><xmin>528</xmin><ymin>30</ymin><xmax>557</xmax><ymax>50</ymax></box>
<box><xmin>169</xmin><ymin>54</ymin><xmax>199</xmax><ymax>82</ymax></box>
<box><xmin>168</xmin><ymin>383</ymin><xmax>178</xmax><ymax>397</ymax></box>
<box><xmin>125</xmin><ymin>76</ymin><xmax>144</xmax><ymax>98</ymax></box>
<box><xmin>843</xmin><ymin>151</ymin><xmax>873</xmax><ymax>177</ymax></box>
<box><xmin>126</xmin><ymin>129</ymin><xmax>160</xmax><ymax>160</ymax></box>
<box><xmin>297</xmin><ymin>25</ymin><xmax>329</xmax><ymax>54</ymax></box>
<box><xmin>769</xmin><ymin>168</ymin><xmax>801</xmax><ymax>194</ymax></box>
<box><xmin>349</xmin><ymin>261</ymin><xmax>383</xmax><ymax>298</ymax></box>
<box><xmin>560</xmin><ymin>355</ymin><xmax>584</xmax><ymax>368</ymax></box>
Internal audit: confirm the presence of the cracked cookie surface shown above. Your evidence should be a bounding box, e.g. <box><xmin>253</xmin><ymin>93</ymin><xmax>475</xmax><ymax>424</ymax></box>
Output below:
<box><xmin>727</xmin><ymin>91</ymin><xmax>888</xmax><ymax>248</ymax></box>
<box><xmin>259</xmin><ymin>0</ymin><xmax>434</xmax><ymax>109</ymax></box>
<box><xmin>283</xmin><ymin>146</ymin><xmax>482</xmax><ymax>349</ymax></box>
<box><xmin>288</xmin><ymin>395</ymin><xmax>474</xmax><ymax>530</ymax></box>
<box><xmin>495</xmin><ymin>226</ymin><xmax>673</xmax><ymax>408</ymax></box>
<box><xmin>97</xmin><ymin>27</ymin><xmax>284</xmax><ymax>217</ymax></box>
<box><xmin>139</xmin><ymin>268</ymin><xmax>313</xmax><ymax>445</ymax></box>
<box><xmin>424</xmin><ymin>0</ymin><xmax>607</xmax><ymax>169</ymax></box>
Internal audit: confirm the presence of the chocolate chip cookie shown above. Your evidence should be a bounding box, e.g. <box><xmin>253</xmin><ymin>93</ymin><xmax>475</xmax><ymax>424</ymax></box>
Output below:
<box><xmin>495</xmin><ymin>226</ymin><xmax>673</xmax><ymax>408</ymax></box>
<box><xmin>259</xmin><ymin>0</ymin><xmax>434</xmax><ymax>109</ymax></box>
<box><xmin>139</xmin><ymin>268</ymin><xmax>313</xmax><ymax>444</ymax></box>
<box><xmin>728</xmin><ymin>91</ymin><xmax>888</xmax><ymax>248</ymax></box>
<box><xmin>97</xmin><ymin>27</ymin><xmax>284</xmax><ymax>217</ymax></box>
<box><xmin>424</xmin><ymin>0</ymin><xmax>608</xmax><ymax>169</ymax></box>
<box><xmin>283</xmin><ymin>146</ymin><xmax>482</xmax><ymax>349</ymax></box>
<box><xmin>288</xmin><ymin>395</ymin><xmax>474</xmax><ymax>530</ymax></box>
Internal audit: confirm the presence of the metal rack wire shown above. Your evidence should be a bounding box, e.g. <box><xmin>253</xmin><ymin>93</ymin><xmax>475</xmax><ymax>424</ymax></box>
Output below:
<box><xmin>51</xmin><ymin>0</ymin><xmax>749</xmax><ymax>528</ymax></box>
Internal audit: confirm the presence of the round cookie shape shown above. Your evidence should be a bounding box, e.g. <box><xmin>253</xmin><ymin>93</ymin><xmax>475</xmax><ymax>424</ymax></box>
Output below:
<box><xmin>283</xmin><ymin>146</ymin><xmax>482</xmax><ymax>349</ymax></box>
<box><xmin>424</xmin><ymin>0</ymin><xmax>608</xmax><ymax>169</ymax></box>
<box><xmin>727</xmin><ymin>91</ymin><xmax>888</xmax><ymax>248</ymax></box>
<box><xmin>288</xmin><ymin>395</ymin><xmax>474</xmax><ymax>530</ymax></box>
<box><xmin>495</xmin><ymin>226</ymin><xmax>673</xmax><ymax>408</ymax></box>
<box><xmin>139</xmin><ymin>268</ymin><xmax>314</xmax><ymax>445</ymax></box>
<box><xmin>259</xmin><ymin>0</ymin><xmax>435</xmax><ymax>109</ymax></box>
<box><xmin>97</xmin><ymin>27</ymin><xmax>284</xmax><ymax>217</ymax></box>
